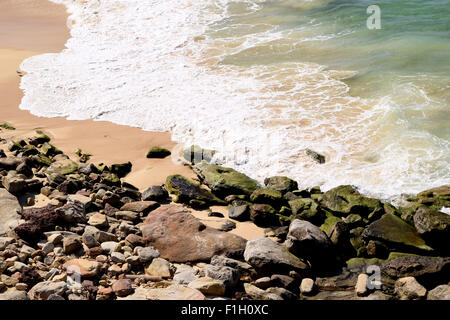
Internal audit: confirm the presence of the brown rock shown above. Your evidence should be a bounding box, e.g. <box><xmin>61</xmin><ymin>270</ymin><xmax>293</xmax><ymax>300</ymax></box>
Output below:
<box><xmin>120</xmin><ymin>201</ymin><xmax>159</xmax><ymax>214</ymax></box>
<box><xmin>63</xmin><ymin>259</ymin><xmax>102</xmax><ymax>278</ymax></box>
<box><xmin>112</xmin><ymin>279</ymin><xmax>133</xmax><ymax>297</ymax></box>
<box><xmin>125</xmin><ymin>234</ymin><xmax>145</xmax><ymax>247</ymax></box>
<box><xmin>141</xmin><ymin>205</ymin><xmax>247</xmax><ymax>262</ymax></box>
<box><xmin>63</xmin><ymin>237</ymin><xmax>82</xmax><ymax>254</ymax></box>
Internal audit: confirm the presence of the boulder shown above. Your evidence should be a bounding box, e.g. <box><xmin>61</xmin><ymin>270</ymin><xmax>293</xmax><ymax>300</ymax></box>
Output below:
<box><xmin>362</xmin><ymin>214</ymin><xmax>432</xmax><ymax>253</ymax></box>
<box><xmin>204</xmin><ymin>264</ymin><xmax>240</xmax><ymax>291</ymax></box>
<box><xmin>46</xmin><ymin>155</ymin><xmax>78</xmax><ymax>175</ymax></box>
<box><xmin>228</xmin><ymin>202</ymin><xmax>250</xmax><ymax>221</ymax></box>
<box><xmin>120</xmin><ymin>201</ymin><xmax>159</xmax><ymax>214</ymax></box>
<box><xmin>285</xmin><ymin>219</ymin><xmax>334</xmax><ymax>268</ymax></box>
<box><xmin>250</xmin><ymin>204</ymin><xmax>279</xmax><ymax>227</ymax></box>
<box><xmin>427</xmin><ymin>285</ymin><xmax>450</xmax><ymax>300</ymax></box>
<box><xmin>0</xmin><ymin>189</ymin><xmax>22</xmax><ymax>236</ymax></box>
<box><xmin>146</xmin><ymin>146</ymin><xmax>171</xmax><ymax>159</ymax></box>
<box><xmin>142</xmin><ymin>185</ymin><xmax>169</xmax><ymax>202</ymax></box>
<box><xmin>243</xmin><ymin>237</ymin><xmax>309</xmax><ymax>275</ymax></box>
<box><xmin>413</xmin><ymin>207</ymin><xmax>450</xmax><ymax>253</ymax></box>
<box><xmin>28</xmin><ymin>281</ymin><xmax>67</xmax><ymax>300</ymax></box>
<box><xmin>141</xmin><ymin>205</ymin><xmax>247</xmax><ymax>262</ymax></box>
<box><xmin>288</xmin><ymin>198</ymin><xmax>323</xmax><ymax>224</ymax></box>
<box><xmin>394</xmin><ymin>277</ymin><xmax>427</xmax><ymax>300</ymax></box>
<box><xmin>110</xmin><ymin>162</ymin><xmax>132</xmax><ymax>178</ymax></box>
<box><xmin>165</xmin><ymin>174</ymin><xmax>225</xmax><ymax>207</ymax></box>
<box><xmin>319</xmin><ymin>185</ymin><xmax>383</xmax><ymax>217</ymax></box>
<box><xmin>263</xmin><ymin>176</ymin><xmax>298</xmax><ymax>194</ymax></box>
<box><xmin>193</xmin><ymin>161</ymin><xmax>260</xmax><ymax>198</ymax></box>
<box><xmin>14</xmin><ymin>205</ymin><xmax>60</xmax><ymax>243</ymax></box>
<box><xmin>250</xmin><ymin>188</ymin><xmax>283</xmax><ymax>207</ymax></box>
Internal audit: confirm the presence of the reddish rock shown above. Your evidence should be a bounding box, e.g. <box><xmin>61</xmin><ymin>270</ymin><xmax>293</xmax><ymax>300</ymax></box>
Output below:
<box><xmin>14</xmin><ymin>205</ymin><xmax>61</xmax><ymax>243</ymax></box>
<box><xmin>112</xmin><ymin>279</ymin><xmax>133</xmax><ymax>297</ymax></box>
<box><xmin>63</xmin><ymin>237</ymin><xmax>82</xmax><ymax>254</ymax></box>
<box><xmin>125</xmin><ymin>234</ymin><xmax>145</xmax><ymax>247</ymax></box>
<box><xmin>120</xmin><ymin>201</ymin><xmax>159</xmax><ymax>214</ymax></box>
<box><xmin>141</xmin><ymin>205</ymin><xmax>247</xmax><ymax>262</ymax></box>
<box><xmin>63</xmin><ymin>259</ymin><xmax>102</xmax><ymax>278</ymax></box>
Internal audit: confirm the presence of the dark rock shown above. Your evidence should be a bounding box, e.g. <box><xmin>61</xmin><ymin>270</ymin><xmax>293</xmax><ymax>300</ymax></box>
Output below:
<box><xmin>264</xmin><ymin>176</ymin><xmax>298</xmax><ymax>194</ymax></box>
<box><xmin>250</xmin><ymin>188</ymin><xmax>284</xmax><ymax>207</ymax></box>
<box><xmin>56</xmin><ymin>202</ymin><xmax>86</xmax><ymax>224</ymax></box>
<box><xmin>208</xmin><ymin>211</ymin><xmax>224</xmax><ymax>218</ymax></box>
<box><xmin>218</xmin><ymin>220</ymin><xmax>236</xmax><ymax>232</ymax></box>
<box><xmin>120</xmin><ymin>201</ymin><xmax>159</xmax><ymax>215</ymax></box>
<box><xmin>413</xmin><ymin>207</ymin><xmax>450</xmax><ymax>253</ymax></box>
<box><xmin>57</xmin><ymin>179</ymin><xmax>82</xmax><ymax>194</ymax></box>
<box><xmin>146</xmin><ymin>147</ymin><xmax>171</xmax><ymax>159</ymax></box>
<box><xmin>18</xmin><ymin>267</ymin><xmax>43</xmax><ymax>289</ymax></box>
<box><xmin>250</xmin><ymin>204</ymin><xmax>279</xmax><ymax>227</ymax></box>
<box><xmin>14</xmin><ymin>205</ymin><xmax>61</xmax><ymax>243</ymax></box>
<box><xmin>228</xmin><ymin>203</ymin><xmax>250</xmax><ymax>221</ymax></box>
<box><xmin>142</xmin><ymin>185</ymin><xmax>169</xmax><ymax>202</ymax></box>
<box><xmin>141</xmin><ymin>205</ymin><xmax>247</xmax><ymax>262</ymax></box>
<box><xmin>110</xmin><ymin>162</ymin><xmax>132</xmax><ymax>178</ymax></box>
<box><xmin>288</xmin><ymin>198</ymin><xmax>323</xmax><ymax>224</ymax></box>
<box><xmin>305</xmin><ymin>148</ymin><xmax>325</xmax><ymax>164</ymax></box>
<box><xmin>270</xmin><ymin>274</ymin><xmax>297</xmax><ymax>292</ymax></box>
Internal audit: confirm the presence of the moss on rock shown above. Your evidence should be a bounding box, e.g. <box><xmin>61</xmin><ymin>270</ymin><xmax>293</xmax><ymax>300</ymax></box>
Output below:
<box><xmin>146</xmin><ymin>146</ymin><xmax>171</xmax><ymax>159</ymax></box>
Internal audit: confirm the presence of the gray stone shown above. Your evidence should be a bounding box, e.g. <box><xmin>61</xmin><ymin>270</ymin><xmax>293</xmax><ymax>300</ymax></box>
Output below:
<box><xmin>204</xmin><ymin>264</ymin><xmax>240</xmax><ymax>291</ymax></box>
<box><xmin>138</xmin><ymin>246</ymin><xmax>160</xmax><ymax>263</ymax></box>
<box><xmin>0</xmin><ymin>189</ymin><xmax>21</xmax><ymax>236</ymax></box>
<box><xmin>28</xmin><ymin>281</ymin><xmax>67</xmax><ymax>300</ymax></box>
<box><xmin>0</xmin><ymin>289</ymin><xmax>30</xmax><ymax>300</ymax></box>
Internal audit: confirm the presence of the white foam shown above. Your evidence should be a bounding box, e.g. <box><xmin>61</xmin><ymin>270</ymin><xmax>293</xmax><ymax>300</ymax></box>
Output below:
<box><xmin>19</xmin><ymin>0</ymin><xmax>449</xmax><ymax>200</ymax></box>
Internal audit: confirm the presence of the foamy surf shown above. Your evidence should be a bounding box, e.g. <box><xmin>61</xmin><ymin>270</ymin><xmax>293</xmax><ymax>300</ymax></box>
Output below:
<box><xmin>19</xmin><ymin>0</ymin><xmax>450</xmax><ymax>200</ymax></box>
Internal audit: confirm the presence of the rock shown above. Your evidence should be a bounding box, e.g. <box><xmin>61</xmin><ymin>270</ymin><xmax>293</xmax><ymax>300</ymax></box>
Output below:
<box><xmin>112</xmin><ymin>279</ymin><xmax>133</xmax><ymax>297</ymax></box>
<box><xmin>395</xmin><ymin>277</ymin><xmax>427</xmax><ymax>300</ymax></box>
<box><xmin>0</xmin><ymin>189</ymin><xmax>21</xmax><ymax>236</ymax></box>
<box><xmin>188</xmin><ymin>277</ymin><xmax>226</xmax><ymax>296</ymax></box>
<box><xmin>115</xmin><ymin>210</ymin><xmax>139</xmax><ymax>222</ymax></box>
<box><xmin>228</xmin><ymin>203</ymin><xmax>250</xmax><ymax>221</ymax></box>
<box><xmin>165</xmin><ymin>174</ymin><xmax>225</xmax><ymax>207</ymax></box>
<box><xmin>254</xmin><ymin>277</ymin><xmax>272</xmax><ymax>289</ymax></box>
<box><xmin>28</xmin><ymin>281</ymin><xmax>67</xmax><ymax>300</ymax></box>
<box><xmin>125</xmin><ymin>234</ymin><xmax>145</xmax><ymax>247</ymax></box>
<box><xmin>264</xmin><ymin>176</ymin><xmax>298</xmax><ymax>194</ymax></box>
<box><xmin>193</xmin><ymin>161</ymin><xmax>260</xmax><ymax>198</ymax></box>
<box><xmin>128</xmin><ymin>284</ymin><xmax>205</xmax><ymax>300</ymax></box>
<box><xmin>381</xmin><ymin>256</ymin><xmax>450</xmax><ymax>285</ymax></box>
<box><xmin>138</xmin><ymin>246</ymin><xmax>160</xmax><ymax>263</ymax></box>
<box><xmin>218</xmin><ymin>220</ymin><xmax>236</xmax><ymax>232</ymax></box>
<box><xmin>300</xmin><ymin>278</ymin><xmax>315</xmax><ymax>296</ymax></box>
<box><xmin>204</xmin><ymin>264</ymin><xmax>240</xmax><ymax>291</ymax></box>
<box><xmin>210</xmin><ymin>255</ymin><xmax>253</xmax><ymax>274</ymax></box>
<box><xmin>362</xmin><ymin>213</ymin><xmax>433</xmax><ymax>253</ymax></box>
<box><xmin>243</xmin><ymin>283</ymin><xmax>282</xmax><ymax>300</ymax></box>
<box><xmin>141</xmin><ymin>205</ymin><xmax>247</xmax><ymax>262</ymax></box>
<box><xmin>244</xmin><ymin>237</ymin><xmax>309</xmax><ymax>275</ymax></box>
<box><xmin>413</xmin><ymin>207</ymin><xmax>450</xmax><ymax>253</ymax></box>
<box><xmin>63</xmin><ymin>237</ymin><xmax>82</xmax><ymax>254</ymax></box>
<box><xmin>110</xmin><ymin>162</ymin><xmax>132</xmax><ymax>178</ymax></box>
<box><xmin>46</xmin><ymin>155</ymin><xmax>78</xmax><ymax>175</ymax></box>
<box><xmin>319</xmin><ymin>185</ymin><xmax>383</xmax><ymax>217</ymax></box>
<box><xmin>63</xmin><ymin>259</ymin><xmax>102</xmax><ymax>278</ymax></box>
<box><xmin>146</xmin><ymin>146</ymin><xmax>171</xmax><ymax>159</ymax></box>
<box><xmin>120</xmin><ymin>201</ymin><xmax>159</xmax><ymax>214</ymax></box>
<box><xmin>270</xmin><ymin>274</ymin><xmax>297</xmax><ymax>292</ymax></box>
<box><xmin>355</xmin><ymin>273</ymin><xmax>369</xmax><ymax>297</ymax></box>
<box><xmin>250</xmin><ymin>188</ymin><xmax>283</xmax><ymax>207</ymax></box>
<box><xmin>14</xmin><ymin>205</ymin><xmax>60</xmax><ymax>243</ymax></box>
<box><xmin>111</xmin><ymin>252</ymin><xmax>126</xmax><ymax>264</ymax></box>
<box><xmin>47</xmin><ymin>233</ymin><xmax>63</xmax><ymax>245</ymax></box>
<box><xmin>101</xmin><ymin>241</ymin><xmax>120</xmax><ymax>254</ymax></box>
<box><xmin>142</xmin><ymin>185</ymin><xmax>169</xmax><ymax>202</ymax></box>
<box><xmin>0</xmin><ymin>236</ymin><xmax>15</xmax><ymax>250</ymax></box>
<box><xmin>57</xmin><ymin>179</ymin><xmax>82</xmax><ymax>194</ymax></box>
<box><xmin>288</xmin><ymin>198</ymin><xmax>322</xmax><ymax>224</ymax></box>
<box><xmin>427</xmin><ymin>285</ymin><xmax>450</xmax><ymax>300</ymax></box>
<box><xmin>266</xmin><ymin>287</ymin><xmax>297</xmax><ymax>300</ymax></box>
<box><xmin>1</xmin><ymin>171</ymin><xmax>27</xmax><ymax>194</ymax></box>
<box><xmin>88</xmin><ymin>213</ymin><xmax>108</xmax><ymax>228</ymax></box>
<box><xmin>56</xmin><ymin>202</ymin><xmax>86</xmax><ymax>224</ymax></box>
<box><xmin>0</xmin><ymin>289</ymin><xmax>30</xmax><ymax>300</ymax></box>
<box><xmin>145</xmin><ymin>258</ymin><xmax>171</xmax><ymax>278</ymax></box>
<box><xmin>250</xmin><ymin>204</ymin><xmax>279</xmax><ymax>227</ymax></box>
<box><xmin>285</xmin><ymin>219</ymin><xmax>333</xmax><ymax>268</ymax></box>
<box><xmin>305</xmin><ymin>148</ymin><xmax>326</xmax><ymax>164</ymax></box>
<box><xmin>183</xmin><ymin>145</ymin><xmax>215</xmax><ymax>164</ymax></box>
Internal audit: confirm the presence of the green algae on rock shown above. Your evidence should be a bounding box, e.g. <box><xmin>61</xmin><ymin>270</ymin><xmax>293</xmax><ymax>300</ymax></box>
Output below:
<box><xmin>263</xmin><ymin>176</ymin><xmax>298</xmax><ymax>194</ymax></box>
<box><xmin>146</xmin><ymin>146</ymin><xmax>171</xmax><ymax>159</ymax></box>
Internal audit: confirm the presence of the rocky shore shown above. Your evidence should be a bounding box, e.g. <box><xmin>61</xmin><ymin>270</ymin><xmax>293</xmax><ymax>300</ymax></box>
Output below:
<box><xmin>0</xmin><ymin>127</ymin><xmax>449</xmax><ymax>301</ymax></box>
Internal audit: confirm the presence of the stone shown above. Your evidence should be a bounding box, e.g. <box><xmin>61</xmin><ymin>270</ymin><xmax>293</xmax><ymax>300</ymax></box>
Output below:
<box><xmin>0</xmin><ymin>237</ymin><xmax>15</xmax><ymax>250</ymax></box>
<box><xmin>0</xmin><ymin>289</ymin><xmax>30</xmax><ymax>300</ymax></box>
<box><xmin>0</xmin><ymin>189</ymin><xmax>22</xmax><ymax>236</ymax></box>
<box><xmin>188</xmin><ymin>277</ymin><xmax>226</xmax><ymax>296</ymax></box>
<box><xmin>183</xmin><ymin>145</ymin><xmax>216</xmax><ymax>164</ymax></box>
<box><xmin>138</xmin><ymin>246</ymin><xmax>160</xmax><ymax>263</ymax></box>
<box><xmin>250</xmin><ymin>188</ymin><xmax>284</xmax><ymax>207</ymax></box>
<box><xmin>204</xmin><ymin>264</ymin><xmax>240</xmax><ymax>291</ymax></box>
<box><xmin>288</xmin><ymin>198</ymin><xmax>322</xmax><ymax>224</ymax></box>
<box><xmin>244</xmin><ymin>237</ymin><xmax>309</xmax><ymax>275</ymax></box>
<box><xmin>305</xmin><ymin>148</ymin><xmax>326</xmax><ymax>164</ymax></box>
<box><xmin>63</xmin><ymin>259</ymin><xmax>102</xmax><ymax>277</ymax></box>
<box><xmin>218</xmin><ymin>220</ymin><xmax>236</xmax><ymax>232</ymax></box>
<box><xmin>165</xmin><ymin>174</ymin><xmax>225</xmax><ymax>207</ymax></box>
<box><xmin>250</xmin><ymin>203</ymin><xmax>279</xmax><ymax>227</ymax></box>
<box><xmin>101</xmin><ymin>241</ymin><xmax>120</xmax><ymax>254</ymax></box>
<box><xmin>427</xmin><ymin>285</ymin><xmax>450</xmax><ymax>300</ymax></box>
<box><xmin>264</xmin><ymin>176</ymin><xmax>298</xmax><ymax>194</ymax></box>
<box><xmin>394</xmin><ymin>277</ymin><xmax>427</xmax><ymax>300</ymax></box>
<box><xmin>243</xmin><ymin>283</ymin><xmax>282</xmax><ymax>300</ymax></box>
<box><xmin>46</xmin><ymin>155</ymin><xmax>78</xmax><ymax>175</ymax></box>
<box><xmin>300</xmin><ymin>278</ymin><xmax>315</xmax><ymax>295</ymax></box>
<box><xmin>120</xmin><ymin>201</ymin><xmax>159</xmax><ymax>214</ymax></box>
<box><xmin>145</xmin><ymin>258</ymin><xmax>171</xmax><ymax>278</ymax></box>
<box><xmin>362</xmin><ymin>213</ymin><xmax>433</xmax><ymax>253</ymax></box>
<box><xmin>111</xmin><ymin>252</ymin><xmax>126</xmax><ymax>264</ymax></box>
<box><xmin>128</xmin><ymin>284</ymin><xmax>205</xmax><ymax>300</ymax></box>
<box><xmin>125</xmin><ymin>234</ymin><xmax>145</xmax><ymax>247</ymax></box>
<box><xmin>173</xmin><ymin>266</ymin><xmax>198</xmax><ymax>285</ymax></box>
<box><xmin>319</xmin><ymin>185</ymin><xmax>383</xmax><ymax>217</ymax></box>
<box><xmin>47</xmin><ymin>233</ymin><xmax>63</xmax><ymax>245</ymax></box>
<box><xmin>285</xmin><ymin>219</ymin><xmax>333</xmax><ymax>267</ymax></box>
<box><xmin>88</xmin><ymin>213</ymin><xmax>108</xmax><ymax>228</ymax></box>
<box><xmin>254</xmin><ymin>277</ymin><xmax>272</xmax><ymax>289</ymax></box>
<box><xmin>210</xmin><ymin>255</ymin><xmax>253</xmax><ymax>274</ymax></box>
<box><xmin>82</xmin><ymin>233</ymin><xmax>100</xmax><ymax>248</ymax></box>
<box><xmin>413</xmin><ymin>207</ymin><xmax>450</xmax><ymax>253</ymax></box>
<box><xmin>28</xmin><ymin>281</ymin><xmax>67</xmax><ymax>300</ymax></box>
<box><xmin>115</xmin><ymin>210</ymin><xmax>139</xmax><ymax>222</ymax></box>
<box><xmin>14</xmin><ymin>205</ymin><xmax>60</xmax><ymax>243</ymax></box>
<box><xmin>228</xmin><ymin>203</ymin><xmax>250</xmax><ymax>221</ymax></box>
<box><xmin>193</xmin><ymin>161</ymin><xmax>260</xmax><ymax>198</ymax></box>
<box><xmin>142</xmin><ymin>185</ymin><xmax>169</xmax><ymax>202</ymax></box>
<box><xmin>146</xmin><ymin>146</ymin><xmax>171</xmax><ymax>158</ymax></box>
<box><xmin>355</xmin><ymin>273</ymin><xmax>369</xmax><ymax>297</ymax></box>
<box><xmin>63</xmin><ymin>237</ymin><xmax>82</xmax><ymax>254</ymax></box>
<box><xmin>56</xmin><ymin>202</ymin><xmax>86</xmax><ymax>224</ymax></box>
<box><xmin>110</xmin><ymin>162</ymin><xmax>132</xmax><ymax>178</ymax></box>
<box><xmin>112</xmin><ymin>279</ymin><xmax>133</xmax><ymax>297</ymax></box>
<box><xmin>141</xmin><ymin>205</ymin><xmax>247</xmax><ymax>262</ymax></box>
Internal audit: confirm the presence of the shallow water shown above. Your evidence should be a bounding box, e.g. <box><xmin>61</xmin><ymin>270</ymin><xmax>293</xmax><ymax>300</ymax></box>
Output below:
<box><xmin>19</xmin><ymin>0</ymin><xmax>450</xmax><ymax>200</ymax></box>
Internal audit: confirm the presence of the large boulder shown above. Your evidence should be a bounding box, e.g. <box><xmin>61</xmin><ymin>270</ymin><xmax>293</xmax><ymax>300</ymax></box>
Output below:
<box><xmin>250</xmin><ymin>188</ymin><xmax>284</xmax><ymax>208</ymax></box>
<box><xmin>14</xmin><ymin>205</ymin><xmax>61</xmax><ymax>243</ymax></box>
<box><xmin>285</xmin><ymin>219</ymin><xmax>334</xmax><ymax>268</ymax></box>
<box><xmin>319</xmin><ymin>185</ymin><xmax>383</xmax><ymax>218</ymax></box>
<box><xmin>243</xmin><ymin>237</ymin><xmax>309</xmax><ymax>275</ymax></box>
<box><xmin>416</xmin><ymin>185</ymin><xmax>450</xmax><ymax>209</ymax></box>
<box><xmin>413</xmin><ymin>207</ymin><xmax>450</xmax><ymax>253</ymax></box>
<box><xmin>165</xmin><ymin>174</ymin><xmax>225</xmax><ymax>207</ymax></box>
<box><xmin>288</xmin><ymin>198</ymin><xmax>323</xmax><ymax>224</ymax></box>
<box><xmin>193</xmin><ymin>161</ymin><xmax>260</xmax><ymax>198</ymax></box>
<box><xmin>427</xmin><ymin>285</ymin><xmax>450</xmax><ymax>300</ymax></box>
<box><xmin>250</xmin><ymin>204</ymin><xmax>279</xmax><ymax>227</ymax></box>
<box><xmin>362</xmin><ymin>214</ymin><xmax>432</xmax><ymax>254</ymax></box>
<box><xmin>46</xmin><ymin>154</ymin><xmax>78</xmax><ymax>175</ymax></box>
<box><xmin>263</xmin><ymin>176</ymin><xmax>298</xmax><ymax>194</ymax></box>
<box><xmin>140</xmin><ymin>205</ymin><xmax>246</xmax><ymax>262</ymax></box>
<box><xmin>0</xmin><ymin>189</ymin><xmax>22</xmax><ymax>236</ymax></box>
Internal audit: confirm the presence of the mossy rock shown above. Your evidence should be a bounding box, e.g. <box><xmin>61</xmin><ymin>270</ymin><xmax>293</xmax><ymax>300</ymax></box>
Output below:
<box><xmin>320</xmin><ymin>211</ymin><xmax>343</xmax><ymax>235</ymax></box>
<box><xmin>250</xmin><ymin>203</ymin><xmax>279</xmax><ymax>227</ymax></box>
<box><xmin>101</xmin><ymin>172</ymin><xmax>121</xmax><ymax>186</ymax></box>
<box><xmin>319</xmin><ymin>185</ymin><xmax>383</xmax><ymax>217</ymax></box>
<box><xmin>343</xmin><ymin>214</ymin><xmax>365</xmax><ymax>228</ymax></box>
<box><xmin>250</xmin><ymin>188</ymin><xmax>283</xmax><ymax>207</ymax></box>
<box><xmin>288</xmin><ymin>198</ymin><xmax>323</xmax><ymax>224</ymax></box>
<box><xmin>165</xmin><ymin>174</ymin><xmax>225</xmax><ymax>206</ymax></box>
<box><xmin>46</xmin><ymin>156</ymin><xmax>78</xmax><ymax>175</ymax></box>
<box><xmin>416</xmin><ymin>185</ymin><xmax>450</xmax><ymax>208</ymax></box>
<box><xmin>28</xmin><ymin>131</ymin><xmax>51</xmax><ymax>146</ymax></box>
<box><xmin>183</xmin><ymin>145</ymin><xmax>215</xmax><ymax>164</ymax></box>
<box><xmin>21</xmin><ymin>144</ymin><xmax>39</xmax><ymax>156</ymax></box>
<box><xmin>111</xmin><ymin>161</ymin><xmax>132</xmax><ymax>178</ymax></box>
<box><xmin>7</xmin><ymin>140</ymin><xmax>25</xmax><ymax>152</ymax></box>
<box><xmin>31</xmin><ymin>154</ymin><xmax>53</xmax><ymax>167</ymax></box>
<box><xmin>146</xmin><ymin>146</ymin><xmax>171</xmax><ymax>159</ymax></box>
<box><xmin>263</xmin><ymin>176</ymin><xmax>298</xmax><ymax>194</ymax></box>
<box><xmin>305</xmin><ymin>148</ymin><xmax>326</xmax><ymax>164</ymax></box>
<box><xmin>349</xmin><ymin>227</ymin><xmax>366</xmax><ymax>257</ymax></box>
<box><xmin>193</xmin><ymin>161</ymin><xmax>260</xmax><ymax>198</ymax></box>
<box><xmin>0</xmin><ymin>123</ymin><xmax>15</xmax><ymax>130</ymax></box>
<box><xmin>41</xmin><ymin>142</ymin><xmax>62</xmax><ymax>157</ymax></box>
<box><xmin>346</xmin><ymin>257</ymin><xmax>385</xmax><ymax>270</ymax></box>
<box><xmin>362</xmin><ymin>213</ymin><xmax>433</xmax><ymax>254</ymax></box>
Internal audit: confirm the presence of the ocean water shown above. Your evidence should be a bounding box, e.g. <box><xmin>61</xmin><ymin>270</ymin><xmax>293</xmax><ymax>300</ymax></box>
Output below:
<box><xmin>19</xmin><ymin>0</ymin><xmax>450</xmax><ymax>200</ymax></box>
